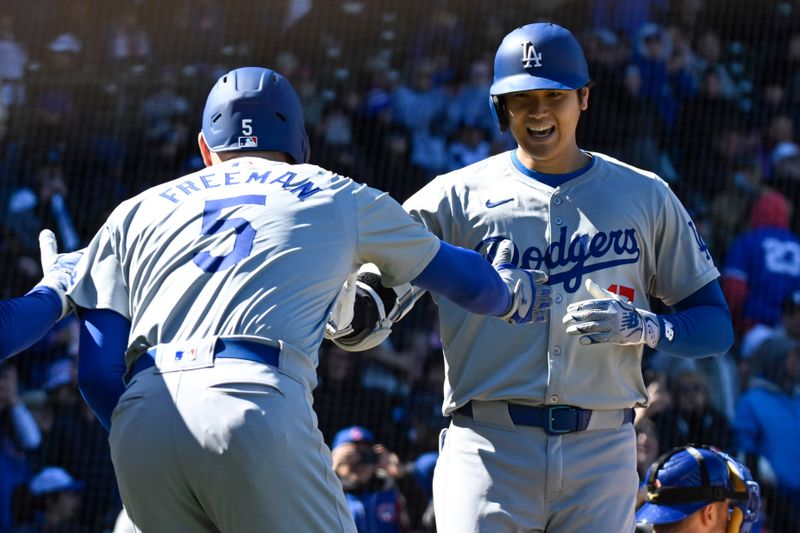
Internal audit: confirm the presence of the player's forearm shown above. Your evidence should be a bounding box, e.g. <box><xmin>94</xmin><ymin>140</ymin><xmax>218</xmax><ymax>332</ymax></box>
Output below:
<box><xmin>78</xmin><ymin>308</ymin><xmax>131</xmax><ymax>431</ymax></box>
<box><xmin>0</xmin><ymin>287</ymin><xmax>62</xmax><ymax>360</ymax></box>
<box><xmin>412</xmin><ymin>241</ymin><xmax>510</xmax><ymax>316</ymax></box>
<box><xmin>655</xmin><ymin>280</ymin><xmax>734</xmax><ymax>358</ymax></box>
<box><xmin>10</xmin><ymin>403</ymin><xmax>42</xmax><ymax>450</ymax></box>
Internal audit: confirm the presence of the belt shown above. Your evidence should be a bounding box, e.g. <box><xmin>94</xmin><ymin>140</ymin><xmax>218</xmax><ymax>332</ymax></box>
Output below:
<box><xmin>456</xmin><ymin>401</ymin><xmax>634</xmax><ymax>435</ymax></box>
<box><xmin>128</xmin><ymin>338</ymin><xmax>280</xmax><ymax>384</ymax></box>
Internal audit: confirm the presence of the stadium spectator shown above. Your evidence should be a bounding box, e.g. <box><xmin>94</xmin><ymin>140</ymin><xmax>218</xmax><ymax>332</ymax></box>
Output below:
<box><xmin>579</xmin><ymin>27</ymin><xmax>667</xmax><ymax>174</ymax></box>
<box><xmin>391</xmin><ymin>59</ymin><xmax>449</xmax><ymax>175</ymax></box>
<box><xmin>722</xmin><ymin>189</ymin><xmax>800</xmax><ymax>335</ymax></box>
<box><xmin>106</xmin><ymin>7</ymin><xmax>151</xmax><ymax>70</ymax></box>
<box><xmin>689</xmin><ymin>29</ymin><xmax>740</xmax><ymax>100</ymax></box>
<box><xmin>14</xmin><ymin>466</ymin><xmax>87</xmax><ymax>533</ymax></box>
<box><xmin>445</xmin><ymin>59</ymin><xmax>497</xmax><ymax>140</ymax></box>
<box><xmin>331</xmin><ymin>426</ymin><xmax>410</xmax><ymax>533</ymax></box>
<box><xmin>652</xmin><ymin>370</ymin><xmax>732</xmax><ymax>452</ymax></box>
<box><xmin>635</xmin><ymin>416</ymin><xmax>660</xmax><ymax>481</ymax></box>
<box><xmin>0</xmin><ymin>361</ymin><xmax>41</xmax><ymax>532</ymax></box>
<box><xmin>628</xmin><ymin>23</ymin><xmax>696</xmax><ymax>132</ymax></box>
<box><xmin>741</xmin><ymin>289</ymin><xmax>800</xmax><ymax>362</ymax></box>
<box><xmin>0</xmin><ymin>14</ymin><xmax>28</xmax><ymax>107</ymax></box>
<box><xmin>33</xmin><ymin>358</ymin><xmax>121</xmax><ymax>531</ymax></box>
<box><xmin>734</xmin><ymin>335</ymin><xmax>800</xmax><ymax>531</ymax></box>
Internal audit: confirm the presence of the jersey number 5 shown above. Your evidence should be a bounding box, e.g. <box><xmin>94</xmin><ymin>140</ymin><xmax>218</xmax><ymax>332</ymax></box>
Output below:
<box><xmin>193</xmin><ymin>195</ymin><xmax>266</xmax><ymax>273</ymax></box>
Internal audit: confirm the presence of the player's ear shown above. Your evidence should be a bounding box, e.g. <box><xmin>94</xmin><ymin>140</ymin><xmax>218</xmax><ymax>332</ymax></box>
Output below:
<box><xmin>578</xmin><ymin>86</ymin><xmax>590</xmax><ymax>111</ymax></box>
<box><xmin>696</xmin><ymin>502</ymin><xmax>724</xmax><ymax>526</ymax></box>
<box><xmin>198</xmin><ymin>132</ymin><xmax>214</xmax><ymax>167</ymax></box>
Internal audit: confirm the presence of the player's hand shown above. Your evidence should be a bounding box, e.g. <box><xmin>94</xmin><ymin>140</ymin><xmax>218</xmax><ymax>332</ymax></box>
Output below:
<box><xmin>35</xmin><ymin>229</ymin><xmax>84</xmax><ymax>319</ymax></box>
<box><xmin>492</xmin><ymin>240</ymin><xmax>550</xmax><ymax>324</ymax></box>
<box><xmin>563</xmin><ymin>279</ymin><xmax>661</xmax><ymax>347</ymax></box>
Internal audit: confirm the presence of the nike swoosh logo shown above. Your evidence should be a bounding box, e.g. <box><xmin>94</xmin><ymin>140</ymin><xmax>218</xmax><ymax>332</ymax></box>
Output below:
<box><xmin>485</xmin><ymin>198</ymin><xmax>514</xmax><ymax>208</ymax></box>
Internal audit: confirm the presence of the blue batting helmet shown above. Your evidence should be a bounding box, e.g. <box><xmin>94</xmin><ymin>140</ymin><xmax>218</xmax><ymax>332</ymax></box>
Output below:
<box><xmin>637</xmin><ymin>445</ymin><xmax>760</xmax><ymax>532</ymax></box>
<box><xmin>202</xmin><ymin>67</ymin><xmax>310</xmax><ymax>164</ymax></box>
<box><xmin>489</xmin><ymin>22</ymin><xmax>590</xmax><ymax>132</ymax></box>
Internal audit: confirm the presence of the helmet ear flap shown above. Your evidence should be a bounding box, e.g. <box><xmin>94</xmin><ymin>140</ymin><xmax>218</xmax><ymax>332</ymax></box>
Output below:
<box><xmin>490</xmin><ymin>95</ymin><xmax>509</xmax><ymax>133</ymax></box>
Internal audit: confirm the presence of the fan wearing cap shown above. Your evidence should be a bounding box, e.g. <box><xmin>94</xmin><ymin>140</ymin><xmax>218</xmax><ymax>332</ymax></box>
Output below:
<box><xmin>636</xmin><ymin>445</ymin><xmax>760</xmax><ymax>533</ymax></box>
<box><xmin>15</xmin><ymin>466</ymin><xmax>86</xmax><ymax>533</ymax></box>
<box><xmin>331</xmin><ymin>426</ymin><xmax>409</xmax><ymax>533</ymax></box>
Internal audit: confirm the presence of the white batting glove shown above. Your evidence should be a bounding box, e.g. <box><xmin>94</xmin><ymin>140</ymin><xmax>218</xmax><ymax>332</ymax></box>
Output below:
<box><xmin>493</xmin><ymin>240</ymin><xmax>550</xmax><ymax>324</ymax></box>
<box><xmin>563</xmin><ymin>278</ymin><xmax>661</xmax><ymax>347</ymax></box>
<box><xmin>34</xmin><ymin>229</ymin><xmax>84</xmax><ymax>319</ymax></box>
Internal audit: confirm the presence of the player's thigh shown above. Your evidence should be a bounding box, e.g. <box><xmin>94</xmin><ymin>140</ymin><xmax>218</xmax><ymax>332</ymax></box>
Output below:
<box><xmin>186</xmin><ymin>360</ymin><xmax>356</xmax><ymax>533</ymax></box>
<box><xmin>434</xmin><ymin>416</ymin><xmax>548</xmax><ymax>533</ymax></box>
<box><xmin>109</xmin><ymin>371</ymin><xmax>219</xmax><ymax>533</ymax></box>
<box><xmin>548</xmin><ymin>424</ymin><xmax>638</xmax><ymax>533</ymax></box>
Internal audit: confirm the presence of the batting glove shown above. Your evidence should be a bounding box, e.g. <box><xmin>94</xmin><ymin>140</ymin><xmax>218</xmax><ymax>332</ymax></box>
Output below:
<box><xmin>324</xmin><ymin>264</ymin><xmax>425</xmax><ymax>351</ymax></box>
<box><xmin>34</xmin><ymin>229</ymin><xmax>84</xmax><ymax>320</ymax></box>
<box><xmin>493</xmin><ymin>240</ymin><xmax>550</xmax><ymax>324</ymax></box>
<box><xmin>563</xmin><ymin>278</ymin><xmax>661</xmax><ymax>347</ymax></box>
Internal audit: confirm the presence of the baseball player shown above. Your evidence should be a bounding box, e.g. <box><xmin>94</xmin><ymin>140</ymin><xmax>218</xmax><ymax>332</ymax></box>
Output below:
<box><xmin>635</xmin><ymin>445</ymin><xmax>760</xmax><ymax>532</ymax></box>
<box><xmin>66</xmin><ymin>66</ymin><xmax>548</xmax><ymax>533</ymax></box>
<box><xmin>327</xmin><ymin>22</ymin><xmax>733</xmax><ymax>532</ymax></box>
<box><xmin>1</xmin><ymin>229</ymin><xmax>82</xmax><ymax>360</ymax></box>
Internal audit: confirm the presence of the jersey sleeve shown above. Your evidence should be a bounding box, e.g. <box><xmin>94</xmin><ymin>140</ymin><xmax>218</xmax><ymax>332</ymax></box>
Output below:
<box><xmin>67</xmin><ymin>211</ymin><xmax>130</xmax><ymax>319</ymax></box>
<box><xmin>353</xmin><ymin>184</ymin><xmax>440</xmax><ymax>287</ymax></box>
<box><xmin>652</xmin><ymin>185</ymin><xmax>720</xmax><ymax>306</ymax></box>
<box><xmin>402</xmin><ymin>178</ymin><xmax>459</xmax><ymax>241</ymax></box>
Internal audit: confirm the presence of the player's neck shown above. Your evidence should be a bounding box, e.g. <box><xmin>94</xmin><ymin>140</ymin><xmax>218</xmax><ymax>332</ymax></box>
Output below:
<box><xmin>515</xmin><ymin>146</ymin><xmax>590</xmax><ymax>175</ymax></box>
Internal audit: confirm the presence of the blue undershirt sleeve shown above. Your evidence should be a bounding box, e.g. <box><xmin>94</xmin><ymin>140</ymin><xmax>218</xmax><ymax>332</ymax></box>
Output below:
<box><xmin>78</xmin><ymin>308</ymin><xmax>130</xmax><ymax>431</ymax></box>
<box><xmin>0</xmin><ymin>287</ymin><xmax>62</xmax><ymax>361</ymax></box>
<box><xmin>654</xmin><ymin>279</ymin><xmax>733</xmax><ymax>358</ymax></box>
<box><xmin>411</xmin><ymin>241</ymin><xmax>510</xmax><ymax>316</ymax></box>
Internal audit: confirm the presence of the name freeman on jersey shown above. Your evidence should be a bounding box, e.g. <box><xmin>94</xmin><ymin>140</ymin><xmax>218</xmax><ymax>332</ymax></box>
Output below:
<box><xmin>158</xmin><ymin>168</ymin><xmax>323</xmax><ymax>204</ymax></box>
<box><xmin>477</xmin><ymin>226</ymin><xmax>640</xmax><ymax>293</ymax></box>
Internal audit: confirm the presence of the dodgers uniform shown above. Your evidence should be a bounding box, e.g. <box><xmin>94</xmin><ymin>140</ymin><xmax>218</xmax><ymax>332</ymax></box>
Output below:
<box><xmin>68</xmin><ymin>156</ymin><xmax>440</xmax><ymax>533</ymax></box>
<box><xmin>403</xmin><ymin>150</ymin><xmax>719</xmax><ymax>532</ymax></box>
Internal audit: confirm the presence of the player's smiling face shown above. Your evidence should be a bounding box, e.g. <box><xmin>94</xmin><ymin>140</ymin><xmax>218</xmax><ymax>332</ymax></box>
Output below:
<box><xmin>505</xmin><ymin>88</ymin><xmax>589</xmax><ymax>174</ymax></box>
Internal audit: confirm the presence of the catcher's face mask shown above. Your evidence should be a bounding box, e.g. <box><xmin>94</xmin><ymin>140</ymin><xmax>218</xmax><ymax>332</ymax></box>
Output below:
<box><xmin>637</xmin><ymin>445</ymin><xmax>760</xmax><ymax>532</ymax></box>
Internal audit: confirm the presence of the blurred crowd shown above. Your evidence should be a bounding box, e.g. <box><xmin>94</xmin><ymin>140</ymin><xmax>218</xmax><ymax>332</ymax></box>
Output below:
<box><xmin>1</xmin><ymin>0</ymin><xmax>800</xmax><ymax>531</ymax></box>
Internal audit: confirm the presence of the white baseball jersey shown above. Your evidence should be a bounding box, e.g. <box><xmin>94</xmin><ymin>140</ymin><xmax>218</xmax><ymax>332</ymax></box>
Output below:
<box><xmin>404</xmin><ymin>150</ymin><xmax>718</xmax><ymax>413</ymax></box>
<box><xmin>68</xmin><ymin>156</ymin><xmax>439</xmax><ymax>375</ymax></box>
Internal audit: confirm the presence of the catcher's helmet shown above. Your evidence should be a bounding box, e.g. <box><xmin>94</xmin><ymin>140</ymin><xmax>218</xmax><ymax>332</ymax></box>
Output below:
<box><xmin>202</xmin><ymin>67</ymin><xmax>310</xmax><ymax>164</ymax></box>
<box><xmin>489</xmin><ymin>22</ymin><xmax>590</xmax><ymax>132</ymax></box>
<box><xmin>636</xmin><ymin>445</ymin><xmax>760</xmax><ymax>532</ymax></box>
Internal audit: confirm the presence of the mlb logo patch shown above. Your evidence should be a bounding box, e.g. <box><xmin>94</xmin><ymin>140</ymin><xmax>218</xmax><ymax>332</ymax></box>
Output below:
<box><xmin>175</xmin><ymin>348</ymin><xmax>197</xmax><ymax>362</ymax></box>
<box><xmin>238</xmin><ymin>136</ymin><xmax>258</xmax><ymax>148</ymax></box>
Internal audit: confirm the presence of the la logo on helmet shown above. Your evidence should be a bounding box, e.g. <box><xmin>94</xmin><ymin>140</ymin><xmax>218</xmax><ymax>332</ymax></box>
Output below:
<box><xmin>521</xmin><ymin>41</ymin><xmax>543</xmax><ymax>69</ymax></box>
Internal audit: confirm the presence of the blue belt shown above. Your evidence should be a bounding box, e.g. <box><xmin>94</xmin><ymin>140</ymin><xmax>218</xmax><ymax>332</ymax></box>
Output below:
<box><xmin>456</xmin><ymin>402</ymin><xmax>634</xmax><ymax>435</ymax></box>
<box><xmin>127</xmin><ymin>338</ymin><xmax>280</xmax><ymax>384</ymax></box>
